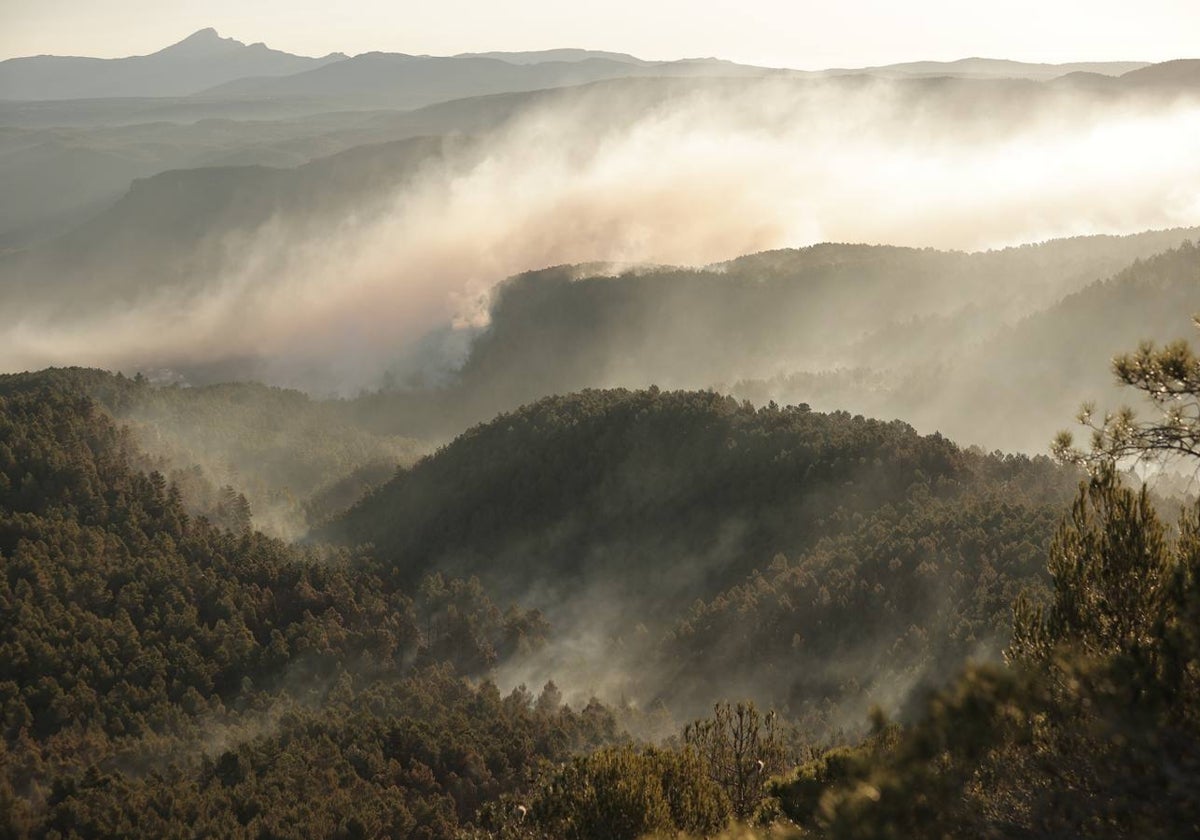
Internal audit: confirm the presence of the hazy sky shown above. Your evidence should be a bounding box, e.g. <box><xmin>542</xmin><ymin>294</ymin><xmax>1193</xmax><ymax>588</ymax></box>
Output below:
<box><xmin>3</xmin><ymin>0</ymin><xmax>1198</xmax><ymax>67</ymax></box>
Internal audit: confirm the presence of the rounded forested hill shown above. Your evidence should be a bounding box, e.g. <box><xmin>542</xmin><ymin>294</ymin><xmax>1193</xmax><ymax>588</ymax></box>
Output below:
<box><xmin>325</xmin><ymin>388</ymin><xmax>1078</xmax><ymax>616</ymax></box>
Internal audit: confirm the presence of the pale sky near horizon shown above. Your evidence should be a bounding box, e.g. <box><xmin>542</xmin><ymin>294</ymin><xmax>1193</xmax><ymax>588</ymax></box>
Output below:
<box><xmin>2</xmin><ymin>0</ymin><xmax>1198</xmax><ymax>68</ymax></box>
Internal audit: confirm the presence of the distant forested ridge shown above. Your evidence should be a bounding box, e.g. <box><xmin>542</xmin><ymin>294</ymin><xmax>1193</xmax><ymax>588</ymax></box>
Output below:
<box><xmin>347</xmin><ymin>231</ymin><xmax>1200</xmax><ymax>455</ymax></box>
<box><xmin>0</xmin><ymin>135</ymin><xmax>456</xmax><ymax>312</ymax></box>
<box><xmin>905</xmin><ymin>239</ymin><xmax>1200</xmax><ymax>451</ymax></box>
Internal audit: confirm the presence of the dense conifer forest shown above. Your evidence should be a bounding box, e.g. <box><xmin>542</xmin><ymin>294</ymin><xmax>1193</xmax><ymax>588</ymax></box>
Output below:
<box><xmin>3</xmin><ymin>19</ymin><xmax>1200</xmax><ymax>837</ymax></box>
<box><xmin>4</xmin><ymin>331</ymin><xmax>1198</xmax><ymax>836</ymax></box>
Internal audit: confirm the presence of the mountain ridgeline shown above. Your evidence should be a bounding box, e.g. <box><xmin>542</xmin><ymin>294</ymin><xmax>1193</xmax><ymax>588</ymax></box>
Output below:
<box><xmin>0</xmin><ymin>27</ymin><xmax>1164</xmax><ymax>105</ymax></box>
<box><xmin>0</xmin><ymin>28</ymin><xmax>346</xmax><ymax>101</ymax></box>
<box><xmin>347</xmin><ymin>231</ymin><xmax>1200</xmax><ymax>454</ymax></box>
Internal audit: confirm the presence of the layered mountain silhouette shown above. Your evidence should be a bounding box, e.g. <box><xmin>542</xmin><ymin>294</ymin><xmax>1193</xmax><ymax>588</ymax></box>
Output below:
<box><xmin>0</xmin><ymin>28</ymin><xmax>1168</xmax><ymax>105</ymax></box>
<box><xmin>0</xmin><ymin>28</ymin><xmax>346</xmax><ymax>100</ymax></box>
<box><xmin>197</xmin><ymin>52</ymin><xmax>777</xmax><ymax>107</ymax></box>
<box><xmin>826</xmin><ymin>57</ymin><xmax>1147</xmax><ymax>80</ymax></box>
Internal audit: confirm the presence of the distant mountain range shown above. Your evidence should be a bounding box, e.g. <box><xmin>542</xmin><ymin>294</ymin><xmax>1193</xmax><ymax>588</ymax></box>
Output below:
<box><xmin>198</xmin><ymin>52</ymin><xmax>772</xmax><ymax>109</ymax></box>
<box><xmin>0</xmin><ymin>28</ymin><xmax>346</xmax><ymax>100</ymax></box>
<box><xmin>0</xmin><ymin>28</ymin><xmax>1170</xmax><ymax>103</ymax></box>
<box><xmin>830</xmin><ymin>57</ymin><xmax>1149</xmax><ymax>80</ymax></box>
<box><xmin>0</xmin><ymin>134</ymin><xmax>456</xmax><ymax>307</ymax></box>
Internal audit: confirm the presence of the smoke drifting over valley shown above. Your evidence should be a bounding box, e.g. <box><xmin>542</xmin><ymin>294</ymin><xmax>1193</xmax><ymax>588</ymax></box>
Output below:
<box><xmin>3</xmin><ymin>75</ymin><xmax>1200</xmax><ymax>399</ymax></box>
<box><xmin>9</xmin><ymin>13</ymin><xmax>1200</xmax><ymax>835</ymax></box>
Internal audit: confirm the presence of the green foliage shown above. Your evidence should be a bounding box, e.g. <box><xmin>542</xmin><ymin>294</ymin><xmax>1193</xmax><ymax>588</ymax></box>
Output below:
<box><xmin>1056</xmin><ymin>315</ymin><xmax>1200</xmax><ymax>470</ymax></box>
<box><xmin>772</xmin><ymin>312</ymin><xmax>1200</xmax><ymax>839</ymax></box>
<box><xmin>330</xmin><ymin>387</ymin><xmax>976</xmax><ymax>595</ymax></box>
<box><xmin>3</xmin><ymin>364</ymin><xmax>1170</xmax><ymax>838</ymax></box>
<box><xmin>769</xmin><ymin>738</ymin><xmax>885</xmax><ymax>832</ymax></box>
<box><xmin>417</xmin><ymin>573</ymin><xmax>550</xmax><ymax>672</ymax></box>
<box><xmin>683</xmin><ymin>702</ymin><xmax>787</xmax><ymax>821</ymax></box>
<box><xmin>19</xmin><ymin>667</ymin><xmax>623</xmax><ymax>839</ymax></box>
<box><xmin>0</xmin><ymin>371</ymin><xmax>560</xmax><ymax>836</ymax></box>
<box><xmin>0</xmin><ymin>367</ymin><xmax>422</xmax><ymax>537</ymax></box>
<box><xmin>505</xmin><ymin>702</ymin><xmax>793</xmax><ymax>838</ymax></box>
<box><xmin>1010</xmin><ymin>467</ymin><xmax>1169</xmax><ymax>662</ymax></box>
<box><xmin>804</xmin><ymin>472</ymin><xmax>1200</xmax><ymax>838</ymax></box>
<box><xmin>662</xmin><ymin>476</ymin><xmax>1070</xmax><ymax>716</ymax></box>
<box><xmin>330</xmin><ymin>387</ymin><xmax>1078</xmax><ymax>716</ymax></box>
<box><xmin>527</xmin><ymin>744</ymin><xmax>731</xmax><ymax>840</ymax></box>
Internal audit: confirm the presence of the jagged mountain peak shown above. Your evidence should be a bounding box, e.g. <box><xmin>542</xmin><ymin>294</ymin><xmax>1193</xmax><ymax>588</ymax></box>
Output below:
<box><xmin>155</xmin><ymin>27</ymin><xmax>246</xmax><ymax>56</ymax></box>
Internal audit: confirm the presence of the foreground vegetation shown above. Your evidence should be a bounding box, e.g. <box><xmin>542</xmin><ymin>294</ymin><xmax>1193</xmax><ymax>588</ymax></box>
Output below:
<box><xmin>4</xmin><ymin>321</ymin><xmax>1200</xmax><ymax>836</ymax></box>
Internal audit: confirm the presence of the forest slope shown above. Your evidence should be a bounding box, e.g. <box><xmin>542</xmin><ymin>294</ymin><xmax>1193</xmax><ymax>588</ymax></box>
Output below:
<box><xmin>894</xmin><ymin>240</ymin><xmax>1200</xmax><ymax>451</ymax></box>
<box><xmin>0</xmin><ymin>368</ymin><xmax>566</xmax><ymax>836</ymax></box>
<box><xmin>328</xmin><ymin>387</ymin><xmax>1081</xmax><ymax>715</ymax></box>
<box><xmin>350</xmin><ymin>230</ymin><xmax>1200</xmax><ymax>448</ymax></box>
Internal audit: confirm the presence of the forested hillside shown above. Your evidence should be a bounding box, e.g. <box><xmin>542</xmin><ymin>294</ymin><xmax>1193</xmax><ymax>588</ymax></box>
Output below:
<box><xmin>754</xmin><ymin>466</ymin><xmax>1200</xmax><ymax>839</ymax></box>
<box><xmin>900</xmin><ymin>239</ymin><xmax>1200</xmax><ymax>451</ymax></box>
<box><xmin>0</xmin><ymin>370</ymin><xmax>586</xmax><ymax>837</ymax></box>
<box><xmin>329</xmin><ymin>387</ymin><xmax>1081</xmax><ymax>719</ymax></box>
<box><xmin>4</xmin><ymin>232</ymin><xmax>1199</xmax><ymax>835</ymax></box>
<box><xmin>1</xmin><ymin>368</ymin><xmax>423</xmax><ymax>538</ymax></box>
<box><xmin>722</xmin><ymin>237</ymin><xmax>1200</xmax><ymax>452</ymax></box>
<box><xmin>329</xmin><ymin>231</ymin><xmax>1200</xmax><ymax>446</ymax></box>
<box><xmin>0</xmin><ymin>367</ymin><xmax>1096</xmax><ymax>835</ymax></box>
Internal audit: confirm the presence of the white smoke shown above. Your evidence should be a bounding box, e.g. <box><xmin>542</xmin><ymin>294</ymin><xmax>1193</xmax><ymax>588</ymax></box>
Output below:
<box><xmin>3</xmin><ymin>77</ymin><xmax>1200</xmax><ymax>390</ymax></box>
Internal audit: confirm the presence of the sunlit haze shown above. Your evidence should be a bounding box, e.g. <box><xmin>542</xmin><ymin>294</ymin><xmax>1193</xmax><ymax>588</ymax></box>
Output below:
<box><xmin>3</xmin><ymin>0</ymin><xmax>1199</xmax><ymax>67</ymax></box>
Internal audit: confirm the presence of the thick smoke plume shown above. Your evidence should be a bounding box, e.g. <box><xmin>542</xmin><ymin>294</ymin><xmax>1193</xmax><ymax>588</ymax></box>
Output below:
<box><xmin>3</xmin><ymin>77</ymin><xmax>1200</xmax><ymax>390</ymax></box>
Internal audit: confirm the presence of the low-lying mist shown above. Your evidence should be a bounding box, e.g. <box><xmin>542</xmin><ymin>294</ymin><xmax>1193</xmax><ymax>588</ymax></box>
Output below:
<box><xmin>3</xmin><ymin>76</ymin><xmax>1199</xmax><ymax>393</ymax></box>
